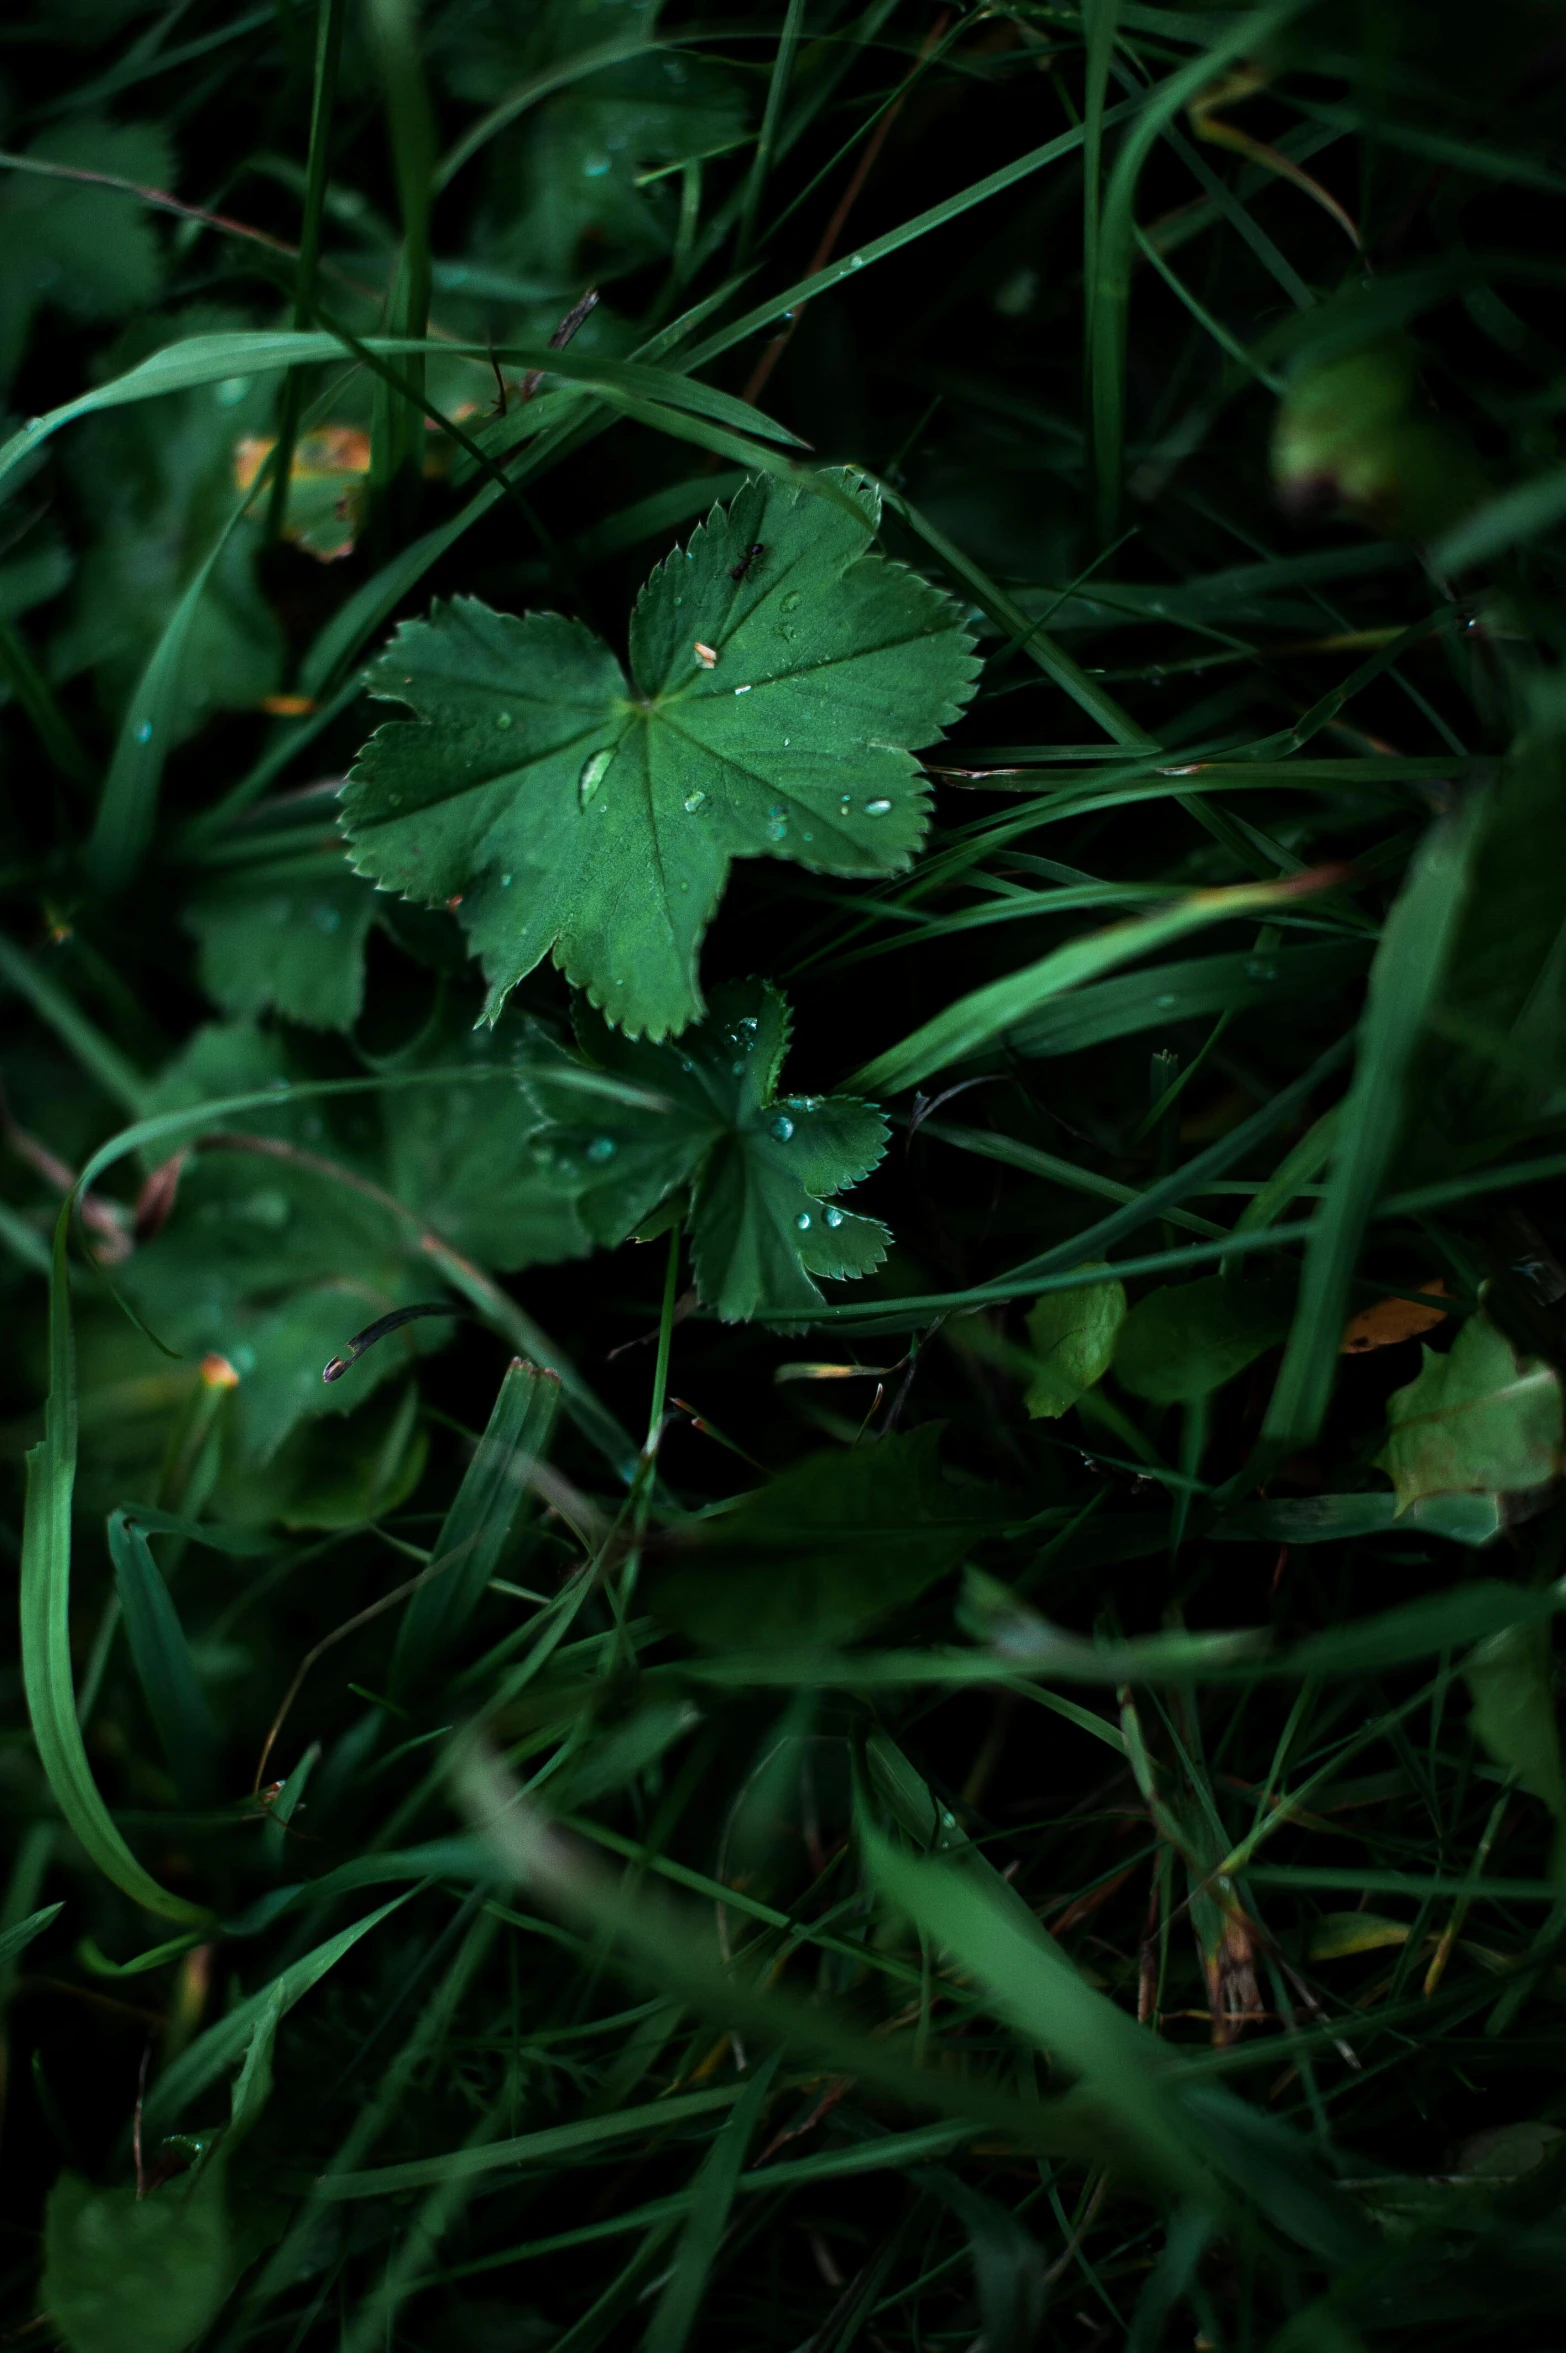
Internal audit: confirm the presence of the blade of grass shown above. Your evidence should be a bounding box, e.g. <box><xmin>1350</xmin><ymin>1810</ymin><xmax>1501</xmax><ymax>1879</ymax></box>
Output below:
<box><xmin>1258</xmin><ymin>803</ymin><xmax>1482</xmax><ymax>1468</ymax></box>
<box><xmin>265</xmin><ymin>0</ymin><xmax>346</xmax><ymax>542</ymax></box>
<box><xmin>849</xmin><ymin>869</ymin><xmax>1342</xmax><ymax>1094</ymax></box>
<box><xmin>1091</xmin><ymin>0</ymin><xmax>1313</xmax><ymax>541</ymax></box>
<box><xmin>21</xmin><ymin>1209</ymin><xmax>207</xmax><ymax>1924</ymax></box>
<box><xmin>106</xmin><ymin>1510</ymin><xmax>218</xmax><ymax>1803</ymax></box>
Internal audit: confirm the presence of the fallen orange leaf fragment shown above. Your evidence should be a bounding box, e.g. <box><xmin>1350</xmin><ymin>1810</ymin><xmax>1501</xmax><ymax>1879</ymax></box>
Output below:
<box><xmin>1341</xmin><ymin>1278</ymin><xmax>1450</xmax><ymax>1355</ymax></box>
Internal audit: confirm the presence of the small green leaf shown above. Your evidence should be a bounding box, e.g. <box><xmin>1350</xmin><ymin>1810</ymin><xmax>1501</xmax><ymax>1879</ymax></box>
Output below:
<box><xmin>50</xmin><ymin>310</ymin><xmax>283</xmax><ymax>742</ymax></box>
<box><xmin>1375</xmin><ymin>1313</ymin><xmax>1564</xmax><ymax>1512</ymax></box>
<box><xmin>1113</xmin><ymin>1276</ymin><xmax>1294</xmax><ymax>1404</ymax></box>
<box><xmin>1465</xmin><ymin>1622</ymin><xmax>1566</xmax><ymax>1872</ymax></box>
<box><xmin>184</xmin><ymin>861</ymin><xmax>378</xmax><ymax>1031</ymax></box>
<box><xmin>383</xmin><ymin>1022</ymin><xmax>594</xmax><ymax>1272</ymax></box>
<box><xmin>645</xmin><ymin>1427</ymin><xmax>994</xmax><ymax>1649</ymax></box>
<box><xmin>43</xmin><ymin>2165</ymin><xmax>234</xmax><ymax>2353</ymax></box>
<box><xmin>0</xmin><ymin>123</ymin><xmax>172</xmax><ymax>390</ymax></box>
<box><xmin>341</xmin><ymin>471</ymin><xmax>979</xmax><ymax>1038</ymax></box>
<box><xmin>1271</xmin><ymin>344</ymin><xmax>1487</xmax><ymax>542</ymax></box>
<box><xmin>527</xmin><ymin>978</ymin><xmax>890</xmax><ymax>1320</ymax></box>
<box><xmin>1023</xmin><ymin>1264</ymin><xmax>1126</xmax><ymax>1417</ymax></box>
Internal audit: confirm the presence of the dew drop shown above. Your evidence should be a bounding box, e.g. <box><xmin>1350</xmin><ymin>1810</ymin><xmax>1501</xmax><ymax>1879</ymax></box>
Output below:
<box><xmin>586</xmin><ymin>1135</ymin><xmax>618</xmax><ymax>1163</ymax></box>
<box><xmin>824</xmin><ymin>1206</ymin><xmax>844</xmax><ymax>1228</ymax></box>
<box><xmin>134</xmin><ymin>719</ymin><xmax>153</xmax><ymax>744</ymax></box>
<box><xmin>1244</xmin><ymin>959</ymin><xmax>1278</xmax><ymax>983</ymax></box>
<box><xmin>765</xmin><ymin>806</ymin><xmax>788</xmax><ymax>842</ymax></box>
<box><xmin>865</xmin><ymin>797</ymin><xmax>893</xmax><ymax>817</ymax></box>
<box><xmin>311</xmin><ymin>903</ymin><xmax>342</xmax><ymax>934</ymax></box>
<box><xmin>582</xmin><ymin>155</ymin><xmax>611</xmax><ymax>178</ymax></box>
<box><xmin>578</xmin><ymin>746</ymin><xmax>615</xmax><ymax>807</ymax></box>
<box><xmin>780</xmin><ymin>590</ymin><xmax>802</xmax><ymax>613</ymax></box>
<box><xmin>1155</xmin><ymin>993</ymin><xmax>1178</xmax><ymax>1011</ymax></box>
<box><xmin>501</xmin><ymin>873</ymin><xmax>514</xmax><ymax>888</ymax></box>
<box><xmin>734</xmin><ymin>683</ymin><xmax>752</xmax><ymax>694</ymax></box>
<box><xmin>769</xmin><ymin>1114</ymin><xmax>795</xmax><ymax>1143</ymax></box>
<box><xmin>496</xmin><ymin>710</ymin><xmax>513</xmax><ymax>730</ymax></box>
<box><xmin>683</xmin><ymin>788</ymin><xmax>708</xmax><ymax>814</ymax></box>
<box><xmin>847</xmin><ymin>253</ymin><xmax>864</xmax><ymax>269</ymax></box>
<box><xmin>795</xmin><ymin>1211</ymin><xmax>812</xmax><ymax>1230</ymax></box>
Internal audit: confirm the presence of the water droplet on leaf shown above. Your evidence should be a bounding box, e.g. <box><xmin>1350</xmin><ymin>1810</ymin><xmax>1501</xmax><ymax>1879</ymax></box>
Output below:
<box><xmin>865</xmin><ymin>798</ymin><xmax>893</xmax><ymax>817</ymax></box>
<box><xmin>683</xmin><ymin>788</ymin><xmax>708</xmax><ymax>814</ymax></box>
<box><xmin>770</xmin><ymin>1114</ymin><xmax>794</xmax><ymax>1142</ymax></box>
<box><xmin>824</xmin><ymin>1206</ymin><xmax>844</xmax><ymax>1228</ymax></box>
<box><xmin>578</xmin><ymin>747</ymin><xmax>615</xmax><ymax>807</ymax></box>
<box><xmin>586</xmin><ymin>1136</ymin><xmax>618</xmax><ymax>1163</ymax></box>
<box><xmin>795</xmin><ymin>1211</ymin><xmax>812</xmax><ymax>1230</ymax></box>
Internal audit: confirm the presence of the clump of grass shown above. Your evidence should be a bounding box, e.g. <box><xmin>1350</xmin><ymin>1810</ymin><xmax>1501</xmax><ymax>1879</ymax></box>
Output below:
<box><xmin>2</xmin><ymin>3</ymin><xmax>1566</xmax><ymax>2349</ymax></box>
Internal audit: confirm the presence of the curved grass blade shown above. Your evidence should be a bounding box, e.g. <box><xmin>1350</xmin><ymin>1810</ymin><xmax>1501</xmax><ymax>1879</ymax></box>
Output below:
<box><xmin>1090</xmin><ymin>0</ymin><xmax>1313</xmax><ymax>541</ymax></box>
<box><xmin>21</xmin><ymin>1209</ymin><xmax>208</xmax><ymax>1924</ymax></box>
<box><xmin>850</xmin><ymin>868</ymin><xmax>1343</xmax><ymax>1095</ymax></box>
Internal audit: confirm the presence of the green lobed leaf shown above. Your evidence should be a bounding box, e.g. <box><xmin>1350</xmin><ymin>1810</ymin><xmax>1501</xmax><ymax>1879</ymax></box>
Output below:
<box><xmin>340</xmin><ymin>470</ymin><xmax>979</xmax><ymax>1039</ymax></box>
<box><xmin>1023</xmin><ymin>1264</ymin><xmax>1126</xmax><ymax>1418</ymax></box>
<box><xmin>1113</xmin><ymin>1275</ymin><xmax>1295</xmax><ymax>1405</ymax></box>
<box><xmin>527</xmin><ymin>978</ymin><xmax>890</xmax><ymax>1319</ymax></box>
<box><xmin>49</xmin><ymin>310</ymin><xmax>284</xmax><ymax>742</ymax></box>
<box><xmin>184</xmin><ymin>859</ymin><xmax>380</xmax><ymax>1031</ymax></box>
<box><xmin>0</xmin><ymin>122</ymin><xmax>172</xmax><ymax>390</ymax></box>
<box><xmin>644</xmin><ymin>1426</ymin><xmax>996</xmax><ymax>1649</ymax></box>
<box><xmin>1375</xmin><ymin>1313</ymin><xmax>1564</xmax><ymax>1513</ymax></box>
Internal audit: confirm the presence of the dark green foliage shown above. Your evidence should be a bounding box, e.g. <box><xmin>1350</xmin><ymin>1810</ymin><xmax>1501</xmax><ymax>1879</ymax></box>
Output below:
<box><xmin>526</xmin><ymin>977</ymin><xmax>890</xmax><ymax>1316</ymax></box>
<box><xmin>644</xmin><ymin>1426</ymin><xmax>993</xmax><ymax>1647</ymax></box>
<box><xmin>1113</xmin><ymin>1274</ymin><xmax>1295</xmax><ymax>1404</ymax></box>
<box><xmin>5</xmin><ymin>2</ymin><xmax>1566</xmax><ymax>2350</ymax></box>
<box><xmin>342</xmin><ymin>474</ymin><xmax>978</xmax><ymax>1037</ymax></box>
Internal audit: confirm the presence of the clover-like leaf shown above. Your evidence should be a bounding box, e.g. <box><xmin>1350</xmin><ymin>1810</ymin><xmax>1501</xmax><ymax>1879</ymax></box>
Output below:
<box><xmin>526</xmin><ymin>978</ymin><xmax>890</xmax><ymax>1319</ymax></box>
<box><xmin>340</xmin><ymin>470</ymin><xmax>980</xmax><ymax>1040</ymax></box>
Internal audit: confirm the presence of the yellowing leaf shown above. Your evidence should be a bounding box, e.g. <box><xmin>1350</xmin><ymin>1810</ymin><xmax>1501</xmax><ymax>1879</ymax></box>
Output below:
<box><xmin>1341</xmin><ymin>1279</ymin><xmax>1450</xmax><ymax>1354</ymax></box>
<box><xmin>233</xmin><ymin>425</ymin><xmax>371</xmax><ymax>562</ymax></box>
<box><xmin>1306</xmin><ymin>1914</ymin><xmax>1412</xmax><ymax>1962</ymax></box>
